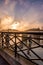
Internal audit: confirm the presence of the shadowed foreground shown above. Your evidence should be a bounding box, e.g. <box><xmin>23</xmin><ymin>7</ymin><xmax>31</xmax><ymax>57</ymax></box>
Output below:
<box><xmin>0</xmin><ymin>55</ymin><xmax>10</xmax><ymax>65</ymax></box>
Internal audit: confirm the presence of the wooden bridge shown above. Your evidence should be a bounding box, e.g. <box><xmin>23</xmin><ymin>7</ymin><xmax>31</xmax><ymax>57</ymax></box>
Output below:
<box><xmin>0</xmin><ymin>31</ymin><xmax>43</xmax><ymax>65</ymax></box>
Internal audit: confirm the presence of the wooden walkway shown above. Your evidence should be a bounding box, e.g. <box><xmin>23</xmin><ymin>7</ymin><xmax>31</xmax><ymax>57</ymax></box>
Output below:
<box><xmin>0</xmin><ymin>32</ymin><xmax>43</xmax><ymax>65</ymax></box>
<box><xmin>0</xmin><ymin>48</ymin><xmax>36</xmax><ymax>65</ymax></box>
<box><xmin>0</xmin><ymin>48</ymin><xmax>21</xmax><ymax>65</ymax></box>
<box><xmin>0</xmin><ymin>55</ymin><xmax>10</xmax><ymax>65</ymax></box>
<box><xmin>1</xmin><ymin>46</ymin><xmax>43</xmax><ymax>65</ymax></box>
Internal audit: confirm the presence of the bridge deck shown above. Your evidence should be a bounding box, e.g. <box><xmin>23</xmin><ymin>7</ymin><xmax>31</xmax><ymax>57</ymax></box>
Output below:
<box><xmin>0</xmin><ymin>48</ymin><xmax>36</xmax><ymax>65</ymax></box>
<box><xmin>0</xmin><ymin>46</ymin><xmax>43</xmax><ymax>65</ymax></box>
<box><xmin>0</xmin><ymin>32</ymin><xmax>43</xmax><ymax>65</ymax></box>
<box><xmin>0</xmin><ymin>48</ymin><xmax>21</xmax><ymax>65</ymax></box>
<box><xmin>18</xmin><ymin>47</ymin><xmax>43</xmax><ymax>65</ymax></box>
<box><xmin>0</xmin><ymin>55</ymin><xmax>10</xmax><ymax>65</ymax></box>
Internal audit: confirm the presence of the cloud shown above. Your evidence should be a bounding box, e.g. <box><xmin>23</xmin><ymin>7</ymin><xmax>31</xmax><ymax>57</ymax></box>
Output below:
<box><xmin>0</xmin><ymin>0</ymin><xmax>17</xmax><ymax>18</ymax></box>
<box><xmin>0</xmin><ymin>0</ymin><xmax>17</xmax><ymax>30</ymax></box>
<box><xmin>15</xmin><ymin>0</ymin><xmax>43</xmax><ymax>29</ymax></box>
<box><xmin>4</xmin><ymin>0</ymin><xmax>9</xmax><ymax>5</ymax></box>
<box><xmin>0</xmin><ymin>0</ymin><xmax>43</xmax><ymax>31</ymax></box>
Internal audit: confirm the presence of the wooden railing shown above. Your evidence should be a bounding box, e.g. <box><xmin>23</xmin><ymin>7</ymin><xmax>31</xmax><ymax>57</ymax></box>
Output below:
<box><xmin>0</xmin><ymin>32</ymin><xmax>43</xmax><ymax>65</ymax></box>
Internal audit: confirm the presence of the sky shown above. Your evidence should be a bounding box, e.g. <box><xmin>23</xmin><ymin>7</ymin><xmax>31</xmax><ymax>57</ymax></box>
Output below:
<box><xmin>0</xmin><ymin>0</ymin><xmax>43</xmax><ymax>31</ymax></box>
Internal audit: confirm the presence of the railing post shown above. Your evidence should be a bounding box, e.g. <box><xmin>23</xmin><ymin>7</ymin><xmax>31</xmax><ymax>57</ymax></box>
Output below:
<box><xmin>5</xmin><ymin>33</ymin><xmax>9</xmax><ymax>48</ymax></box>
<box><xmin>19</xmin><ymin>34</ymin><xmax>23</xmax><ymax>49</ymax></box>
<box><xmin>1</xmin><ymin>32</ymin><xmax>4</xmax><ymax>48</ymax></box>
<box><xmin>15</xmin><ymin>33</ymin><xmax>17</xmax><ymax>57</ymax></box>
<box><xmin>27</xmin><ymin>35</ymin><xmax>32</xmax><ymax>54</ymax></box>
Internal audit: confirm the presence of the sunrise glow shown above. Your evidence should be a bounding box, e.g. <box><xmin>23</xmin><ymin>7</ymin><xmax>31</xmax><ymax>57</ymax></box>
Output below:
<box><xmin>0</xmin><ymin>0</ymin><xmax>43</xmax><ymax>31</ymax></box>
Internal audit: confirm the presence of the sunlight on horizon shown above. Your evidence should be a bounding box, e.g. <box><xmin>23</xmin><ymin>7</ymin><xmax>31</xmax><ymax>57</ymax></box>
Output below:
<box><xmin>0</xmin><ymin>0</ymin><xmax>43</xmax><ymax>31</ymax></box>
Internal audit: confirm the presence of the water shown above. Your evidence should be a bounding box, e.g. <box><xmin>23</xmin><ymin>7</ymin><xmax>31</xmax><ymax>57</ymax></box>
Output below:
<box><xmin>0</xmin><ymin>55</ymin><xmax>10</xmax><ymax>65</ymax></box>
